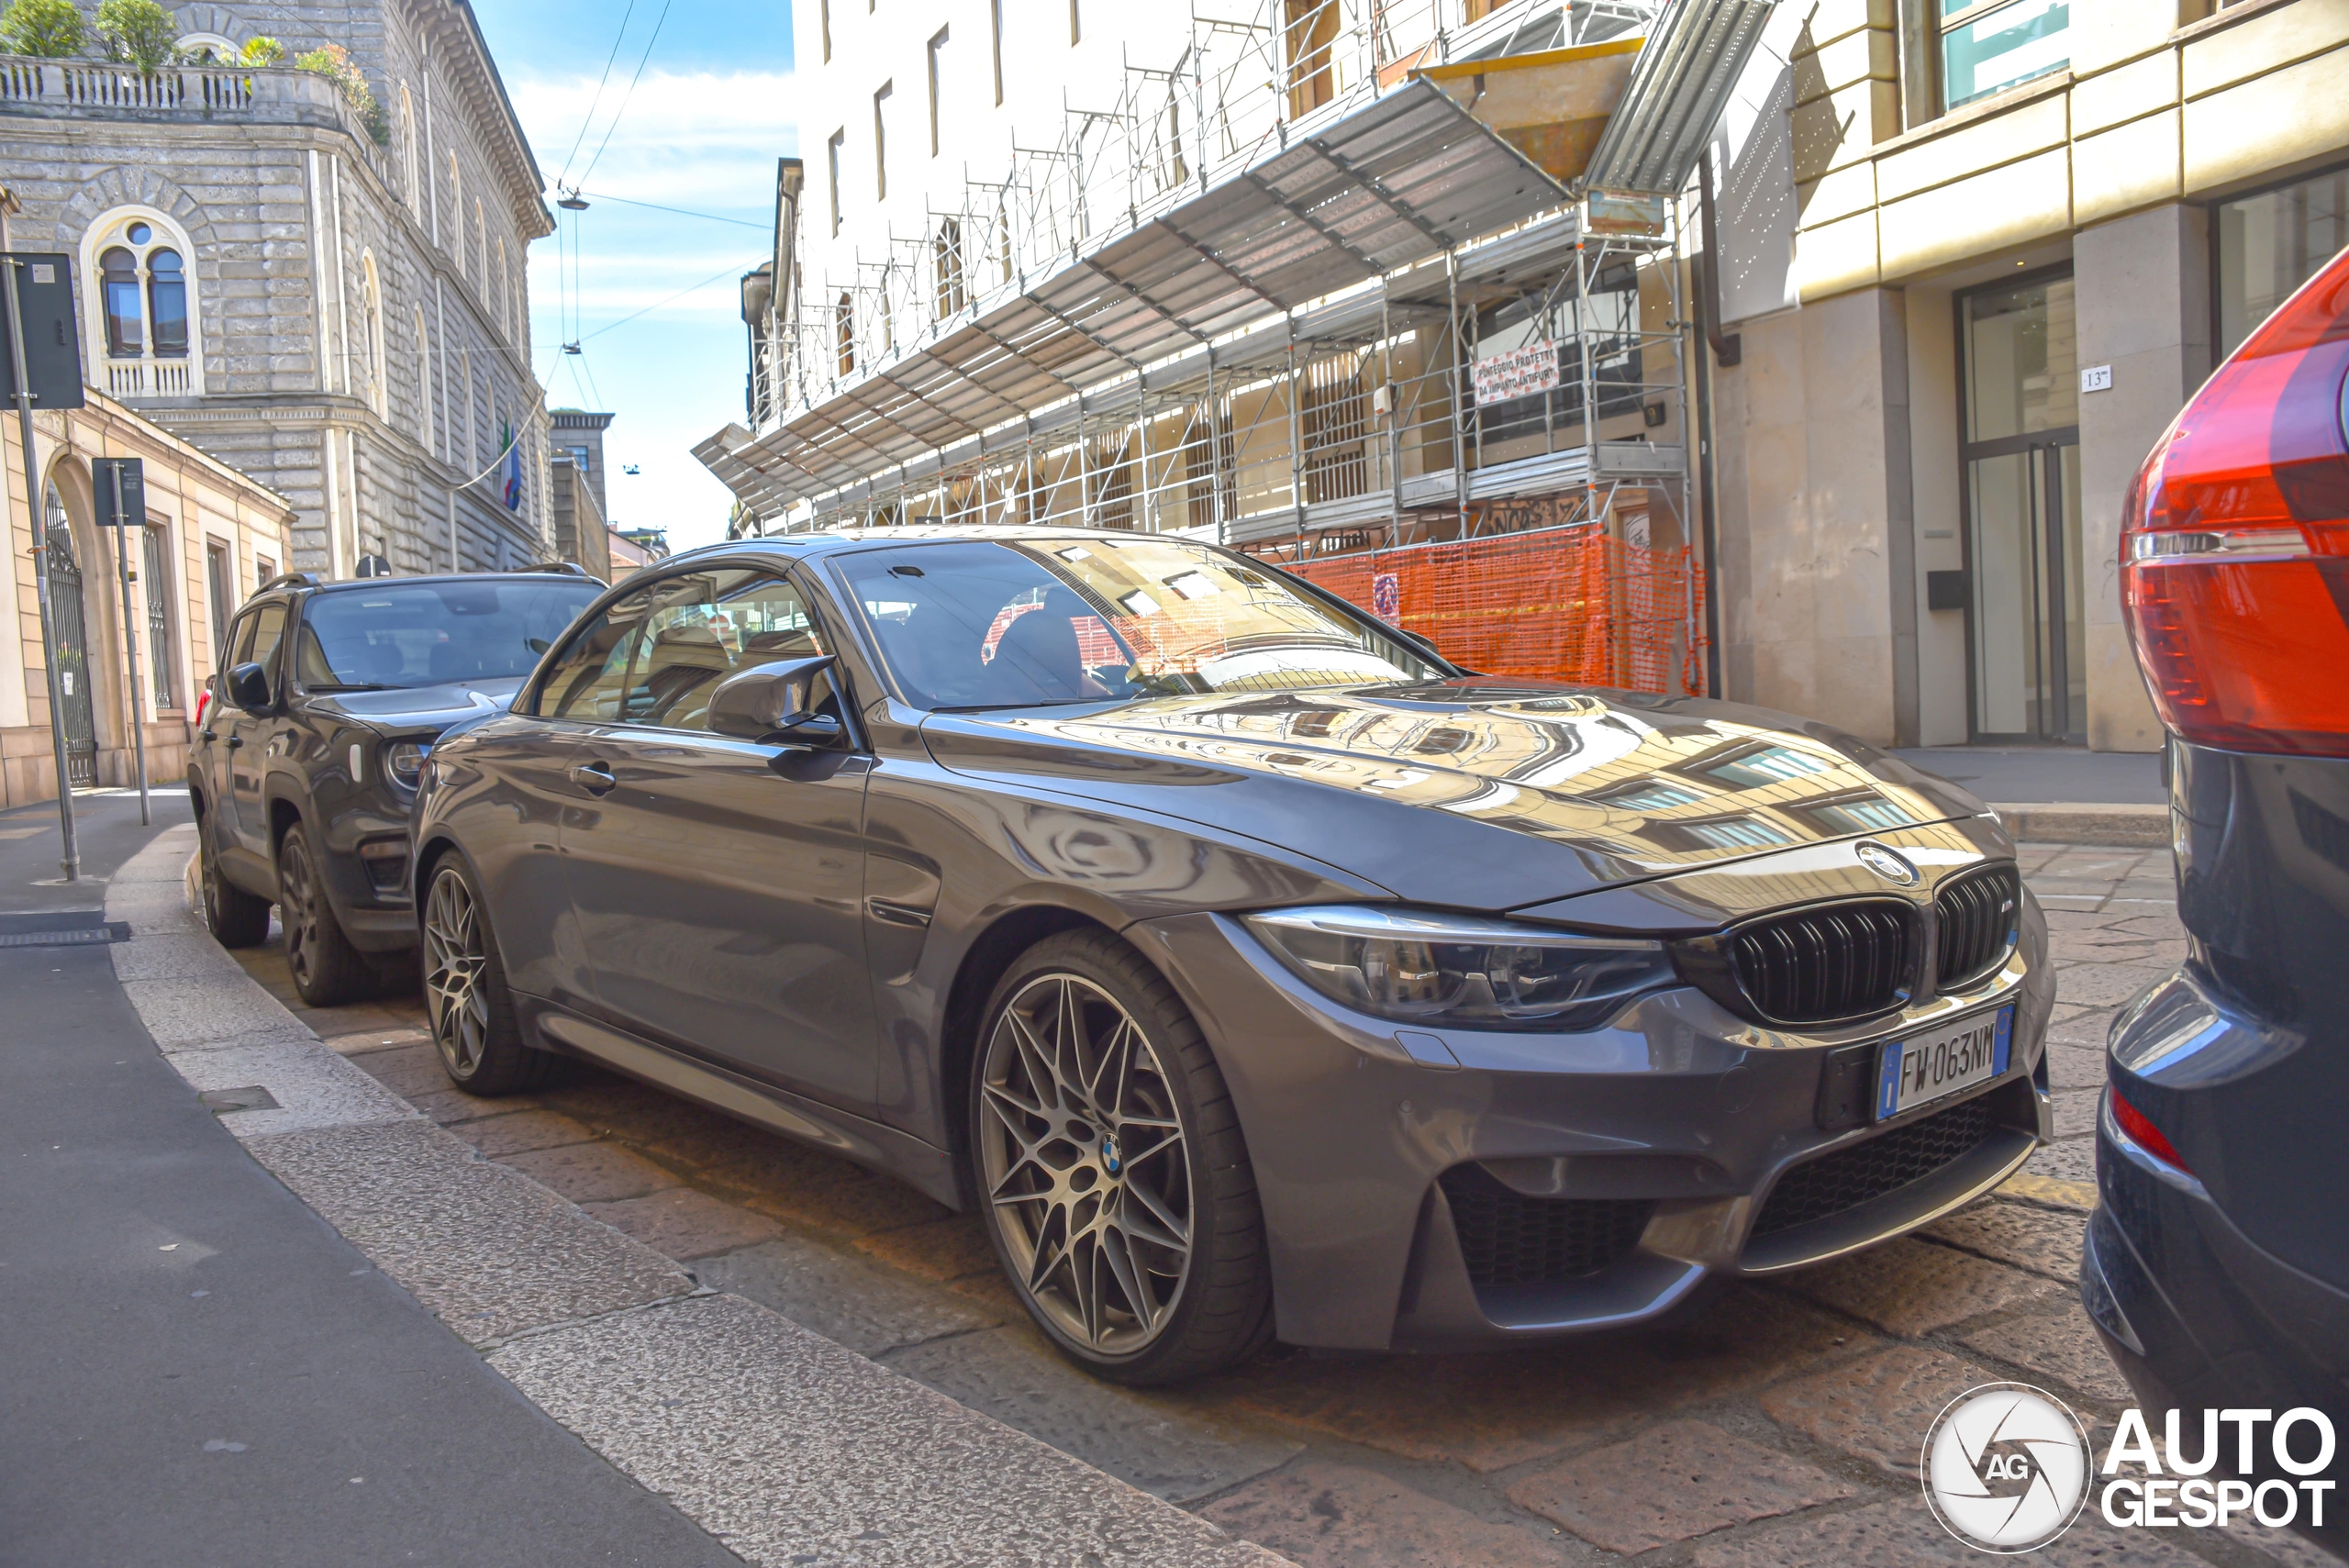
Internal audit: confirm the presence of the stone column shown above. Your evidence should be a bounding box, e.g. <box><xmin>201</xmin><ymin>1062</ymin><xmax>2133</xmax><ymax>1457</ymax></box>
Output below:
<box><xmin>2072</xmin><ymin>204</ymin><xmax>2208</xmax><ymax>754</ymax></box>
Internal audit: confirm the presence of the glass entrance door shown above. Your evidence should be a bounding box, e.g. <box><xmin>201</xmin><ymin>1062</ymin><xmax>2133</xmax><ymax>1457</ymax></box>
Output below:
<box><xmin>1960</xmin><ymin>272</ymin><xmax>2083</xmax><ymax>742</ymax></box>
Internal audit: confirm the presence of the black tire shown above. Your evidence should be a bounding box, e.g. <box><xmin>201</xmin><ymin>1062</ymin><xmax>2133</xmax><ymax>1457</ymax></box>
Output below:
<box><xmin>970</xmin><ymin>929</ymin><xmax>1274</xmax><ymax>1385</ymax></box>
<box><xmin>199</xmin><ymin>813</ymin><xmax>271</xmax><ymax>949</ymax></box>
<box><xmin>419</xmin><ymin>851</ymin><xmax>557</xmax><ymax>1095</ymax></box>
<box><xmin>276</xmin><ymin>817</ymin><xmax>369</xmax><ymax>1006</ymax></box>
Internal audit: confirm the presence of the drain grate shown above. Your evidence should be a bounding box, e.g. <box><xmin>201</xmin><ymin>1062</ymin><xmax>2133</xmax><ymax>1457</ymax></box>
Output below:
<box><xmin>0</xmin><ymin>920</ymin><xmax>129</xmax><ymax>948</ymax></box>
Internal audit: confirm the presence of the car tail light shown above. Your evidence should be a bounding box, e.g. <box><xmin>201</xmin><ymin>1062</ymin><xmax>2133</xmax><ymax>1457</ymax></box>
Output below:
<box><xmin>2110</xmin><ymin>1085</ymin><xmax>2190</xmax><ymax>1174</ymax></box>
<box><xmin>2121</xmin><ymin>249</ymin><xmax>2349</xmax><ymax>756</ymax></box>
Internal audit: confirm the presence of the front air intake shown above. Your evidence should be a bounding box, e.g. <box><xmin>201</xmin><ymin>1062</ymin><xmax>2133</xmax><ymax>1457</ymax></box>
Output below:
<box><xmin>1437</xmin><ymin>1165</ymin><xmax>1653</xmax><ymax>1288</ymax></box>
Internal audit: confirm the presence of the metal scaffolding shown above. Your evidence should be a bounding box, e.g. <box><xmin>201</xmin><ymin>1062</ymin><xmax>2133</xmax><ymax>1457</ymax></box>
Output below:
<box><xmin>700</xmin><ymin>0</ymin><xmax>1777</xmax><ymax>671</ymax></box>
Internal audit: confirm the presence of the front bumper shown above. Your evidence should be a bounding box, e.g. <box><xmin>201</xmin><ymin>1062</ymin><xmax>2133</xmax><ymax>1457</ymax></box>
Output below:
<box><xmin>1128</xmin><ymin>901</ymin><xmax>2054</xmax><ymax>1351</ymax></box>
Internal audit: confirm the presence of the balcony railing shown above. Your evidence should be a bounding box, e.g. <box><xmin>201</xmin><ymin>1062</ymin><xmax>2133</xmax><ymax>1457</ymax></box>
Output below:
<box><xmin>104</xmin><ymin>357</ymin><xmax>193</xmax><ymax>398</ymax></box>
<box><xmin>0</xmin><ymin>55</ymin><xmax>386</xmax><ymax>179</ymax></box>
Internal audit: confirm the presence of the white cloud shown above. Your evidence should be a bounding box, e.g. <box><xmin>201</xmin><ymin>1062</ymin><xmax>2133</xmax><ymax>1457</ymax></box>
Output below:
<box><xmin>506</xmin><ymin>68</ymin><xmax>795</xmax><ymax>550</ymax></box>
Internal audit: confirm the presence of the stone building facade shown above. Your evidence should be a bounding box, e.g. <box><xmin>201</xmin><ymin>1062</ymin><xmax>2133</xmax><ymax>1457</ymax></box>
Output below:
<box><xmin>1704</xmin><ymin>0</ymin><xmax>2349</xmax><ymax>751</ymax></box>
<box><xmin>0</xmin><ymin>0</ymin><xmax>554</xmax><ymax>583</ymax></box>
<box><xmin>4</xmin><ymin>394</ymin><xmax>296</xmax><ymax>809</ymax></box>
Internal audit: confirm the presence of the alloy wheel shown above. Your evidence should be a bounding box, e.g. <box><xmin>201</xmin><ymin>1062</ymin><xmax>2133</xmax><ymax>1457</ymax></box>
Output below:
<box><xmin>279</xmin><ymin>833</ymin><xmax>321</xmax><ymax>988</ymax></box>
<box><xmin>977</xmin><ymin>973</ymin><xmax>1193</xmax><ymax>1356</ymax></box>
<box><xmin>423</xmin><ymin>867</ymin><xmax>490</xmax><ymax>1076</ymax></box>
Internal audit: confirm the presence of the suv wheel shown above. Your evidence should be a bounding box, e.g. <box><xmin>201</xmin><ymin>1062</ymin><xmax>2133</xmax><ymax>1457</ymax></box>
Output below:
<box><xmin>277</xmin><ymin>818</ymin><xmax>368</xmax><ymax>1006</ymax></box>
<box><xmin>199</xmin><ymin>816</ymin><xmax>271</xmax><ymax>949</ymax></box>
<box><xmin>421</xmin><ymin>852</ymin><xmax>555</xmax><ymax>1095</ymax></box>
<box><xmin>971</xmin><ymin>929</ymin><xmax>1274</xmax><ymax>1385</ymax></box>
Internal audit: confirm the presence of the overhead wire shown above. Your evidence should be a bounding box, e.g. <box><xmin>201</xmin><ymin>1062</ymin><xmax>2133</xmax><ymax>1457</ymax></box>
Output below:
<box><xmin>575</xmin><ymin>191</ymin><xmax>768</xmax><ymax>229</ymax></box>
<box><xmin>581</xmin><ymin>257</ymin><xmax>762</xmax><ymax>343</ymax></box>
<box><xmin>575</xmin><ymin>0</ymin><xmax>675</xmax><ymax>189</ymax></box>
<box><xmin>557</xmin><ymin>0</ymin><xmax>639</xmax><ymax>187</ymax></box>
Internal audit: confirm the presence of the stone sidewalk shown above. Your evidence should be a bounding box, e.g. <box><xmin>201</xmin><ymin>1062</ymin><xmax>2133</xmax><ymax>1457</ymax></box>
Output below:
<box><xmin>228</xmin><ymin>846</ymin><xmax>2327</xmax><ymax>1568</ymax></box>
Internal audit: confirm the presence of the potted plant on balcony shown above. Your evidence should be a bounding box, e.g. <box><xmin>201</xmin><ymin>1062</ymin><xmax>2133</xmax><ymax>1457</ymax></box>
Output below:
<box><xmin>293</xmin><ymin>41</ymin><xmax>387</xmax><ymax>145</ymax></box>
<box><xmin>0</xmin><ymin>0</ymin><xmax>85</xmax><ymax>57</ymax></box>
<box><xmin>95</xmin><ymin>0</ymin><xmax>178</xmax><ymax>72</ymax></box>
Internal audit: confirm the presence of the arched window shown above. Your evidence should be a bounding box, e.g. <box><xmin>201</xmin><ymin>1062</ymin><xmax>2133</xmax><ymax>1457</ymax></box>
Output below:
<box><xmin>835</xmin><ymin>294</ymin><xmax>856</xmax><ymax>376</ymax></box>
<box><xmin>446</xmin><ymin>153</ymin><xmax>462</xmax><ymax>251</ymax></box>
<box><xmin>148</xmin><ymin>250</ymin><xmax>187</xmax><ymax>357</ymax></box>
<box><xmin>933</xmin><ymin>218</ymin><xmax>965</xmax><ymax>318</ymax></box>
<box><xmin>360</xmin><ymin>251</ymin><xmax>386</xmax><ymax>418</ymax></box>
<box><xmin>178</xmin><ymin>31</ymin><xmax>236</xmax><ymax>60</ymax></box>
<box><xmin>495</xmin><ymin>238</ymin><xmax>507</xmax><ymax>334</ymax></box>
<box><xmin>101</xmin><ymin>248</ymin><xmax>141</xmax><ymax>355</ymax></box>
<box><xmin>83</xmin><ymin>211</ymin><xmax>202</xmax><ymax>397</ymax></box>
<box><xmin>414</xmin><ymin>307</ymin><xmax>433</xmax><ymax>451</ymax></box>
<box><xmin>474</xmin><ymin>198</ymin><xmax>486</xmax><ymax>288</ymax></box>
<box><xmin>399</xmin><ymin>85</ymin><xmax>418</xmax><ymax>206</ymax></box>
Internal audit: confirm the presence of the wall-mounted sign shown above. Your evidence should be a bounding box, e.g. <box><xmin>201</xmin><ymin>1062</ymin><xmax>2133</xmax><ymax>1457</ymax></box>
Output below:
<box><xmin>2080</xmin><ymin>364</ymin><xmax>2113</xmax><ymax>393</ymax></box>
<box><xmin>0</xmin><ymin>252</ymin><xmax>86</xmax><ymax>410</ymax></box>
<box><xmin>1472</xmin><ymin>339</ymin><xmax>1559</xmax><ymax>406</ymax></box>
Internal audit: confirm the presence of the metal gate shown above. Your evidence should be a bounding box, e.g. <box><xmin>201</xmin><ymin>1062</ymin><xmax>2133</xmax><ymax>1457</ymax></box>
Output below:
<box><xmin>45</xmin><ymin>529</ymin><xmax>97</xmax><ymax>788</ymax></box>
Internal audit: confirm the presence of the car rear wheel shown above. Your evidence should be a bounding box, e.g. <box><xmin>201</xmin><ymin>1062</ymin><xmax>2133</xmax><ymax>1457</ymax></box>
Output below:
<box><xmin>421</xmin><ymin>852</ymin><xmax>554</xmax><ymax>1095</ymax></box>
<box><xmin>277</xmin><ymin>819</ymin><xmax>368</xmax><ymax>1006</ymax></box>
<box><xmin>199</xmin><ymin>816</ymin><xmax>270</xmax><ymax>949</ymax></box>
<box><xmin>971</xmin><ymin>929</ymin><xmax>1273</xmax><ymax>1385</ymax></box>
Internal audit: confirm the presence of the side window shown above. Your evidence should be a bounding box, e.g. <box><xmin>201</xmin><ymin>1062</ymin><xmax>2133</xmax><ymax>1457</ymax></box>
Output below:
<box><xmin>246</xmin><ymin>604</ymin><xmax>288</xmax><ymax>678</ymax></box>
<box><xmin>539</xmin><ymin>570</ymin><xmax>836</xmax><ymax>731</ymax></box>
<box><xmin>538</xmin><ymin>584</ymin><xmax>659</xmax><ymax>721</ymax></box>
<box><xmin>225</xmin><ymin>608</ymin><xmax>260</xmax><ymax>670</ymax></box>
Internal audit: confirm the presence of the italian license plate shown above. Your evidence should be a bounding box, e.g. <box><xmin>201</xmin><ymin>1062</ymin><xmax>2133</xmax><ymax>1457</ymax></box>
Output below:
<box><xmin>1876</xmin><ymin>1006</ymin><xmax>2014</xmax><ymax>1121</ymax></box>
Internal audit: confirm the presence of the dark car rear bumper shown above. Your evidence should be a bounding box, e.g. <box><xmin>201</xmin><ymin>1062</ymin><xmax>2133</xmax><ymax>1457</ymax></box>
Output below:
<box><xmin>1130</xmin><ymin>901</ymin><xmax>2053</xmax><ymax>1351</ymax></box>
<box><xmin>2087</xmin><ymin>1100</ymin><xmax>2349</xmax><ymax>1514</ymax></box>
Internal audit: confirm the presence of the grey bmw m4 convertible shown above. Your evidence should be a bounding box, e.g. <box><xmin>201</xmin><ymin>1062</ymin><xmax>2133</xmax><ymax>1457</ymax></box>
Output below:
<box><xmin>411</xmin><ymin>526</ymin><xmax>2053</xmax><ymax>1384</ymax></box>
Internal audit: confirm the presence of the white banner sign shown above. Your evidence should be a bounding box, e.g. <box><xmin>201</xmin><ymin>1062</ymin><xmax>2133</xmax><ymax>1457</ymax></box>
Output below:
<box><xmin>1472</xmin><ymin>339</ymin><xmax>1559</xmax><ymax>406</ymax></box>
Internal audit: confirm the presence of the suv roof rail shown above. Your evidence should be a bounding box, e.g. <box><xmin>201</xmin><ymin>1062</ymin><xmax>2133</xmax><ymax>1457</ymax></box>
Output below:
<box><xmin>259</xmin><ymin>571</ymin><xmax>324</xmax><ymax>593</ymax></box>
<box><xmin>515</xmin><ymin>561</ymin><xmax>592</xmax><ymax>577</ymax></box>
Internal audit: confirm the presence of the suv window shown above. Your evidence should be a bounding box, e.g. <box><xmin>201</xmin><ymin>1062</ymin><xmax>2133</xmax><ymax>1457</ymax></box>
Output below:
<box><xmin>295</xmin><ymin>579</ymin><xmax>600</xmax><ymax>689</ymax></box>
<box><xmin>539</xmin><ymin>569</ymin><xmax>834</xmax><ymax>732</ymax></box>
<box><xmin>242</xmin><ymin>603</ymin><xmax>288</xmax><ymax>679</ymax></box>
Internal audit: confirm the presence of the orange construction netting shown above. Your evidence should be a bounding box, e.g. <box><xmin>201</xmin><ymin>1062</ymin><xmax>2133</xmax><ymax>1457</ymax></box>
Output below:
<box><xmin>1283</xmin><ymin>528</ymin><xmax>1710</xmax><ymax>695</ymax></box>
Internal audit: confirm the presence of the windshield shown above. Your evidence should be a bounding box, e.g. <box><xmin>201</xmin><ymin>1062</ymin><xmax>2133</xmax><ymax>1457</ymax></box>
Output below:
<box><xmin>832</xmin><ymin>537</ymin><xmax>1444</xmax><ymax>709</ymax></box>
<box><xmin>295</xmin><ymin>580</ymin><xmax>602</xmax><ymax>689</ymax></box>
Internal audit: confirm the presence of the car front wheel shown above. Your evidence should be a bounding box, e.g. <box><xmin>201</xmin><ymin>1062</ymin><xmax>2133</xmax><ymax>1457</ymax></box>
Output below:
<box><xmin>276</xmin><ymin>818</ymin><xmax>368</xmax><ymax>1006</ymax></box>
<box><xmin>421</xmin><ymin>852</ymin><xmax>554</xmax><ymax>1095</ymax></box>
<box><xmin>971</xmin><ymin>929</ymin><xmax>1273</xmax><ymax>1385</ymax></box>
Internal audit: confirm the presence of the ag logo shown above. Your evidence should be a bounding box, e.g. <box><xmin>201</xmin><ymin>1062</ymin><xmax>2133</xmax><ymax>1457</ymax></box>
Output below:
<box><xmin>1856</xmin><ymin>841</ymin><xmax>1920</xmax><ymax>886</ymax></box>
<box><xmin>1921</xmin><ymin>1384</ymin><xmax>2092</xmax><ymax>1552</ymax></box>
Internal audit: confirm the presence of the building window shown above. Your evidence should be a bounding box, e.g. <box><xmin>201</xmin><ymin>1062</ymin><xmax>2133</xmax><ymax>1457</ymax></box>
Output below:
<box><xmin>874</xmin><ymin>83</ymin><xmax>892</xmax><ymax>201</ymax></box>
<box><xmin>447</xmin><ymin>152</ymin><xmax>462</xmax><ymax>250</ymax></box>
<box><xmin>401</xmin><ymin>84</ymin><xmax>419</xmax><ymax>205</ymax></box>
<box><xmin>2216</xmin><ymin>163</ymin><xmax>2349</xmax><ymax>359</ymax></box>
<box><xmin>414</xmin><ymin>307</ymin><xmax>435</xmax><ymax>450</ymax></box>
<box><xmin>1940</xmin><ymin>0</ymin><xmax>2068</xmax><ymax>111</ymax></box>
<box><xmin>928</xmin><ymin>28</ymin><xmax>949</xmax><ymax>157</ymax></box>
<box><xmin>1069</xmin><ymin>0</ymin><xmax>1080</xmax><ymax>45</ymax></box>
<box><xmin>101</xmin><ymin>247</ymin><xmax>141</xmax><ymax>355</ymax></box>
<box><xmin>820</xmin><ymin>0</ymin><xmax>831</xmax><ymax>61</ymax></box>
<box><xmin>361</xmin><ymin>252</ymin><xmax>387</xmax><ymax>418</ymax></box>
<box><xmin>836</xmin><ymin>293</ymin><xmax>857</xmax><ymax>376</ymax></box>
<box><xmin>205</xmin><ymin>538</ymin><xmax>234</xmax><ymax>658</ymax></box>
<box><xmin>142</xmin><ymin>525</ymin><xmax>176</xmax><ymax>711</ymax></box>
<box><xmin>828</xmin><ymin>129</ymin><xmax>845</xmax><ymax>236</ymax></box>
<box><xmin>255</xmin><ymin>553</ymin><xmax>276</xmax><ymax>591</ymax></box>
<box><xmin>990</xmin><ymin>0</ymin><xmax>1004</xmax><ymax>105</ymax></box>
<box><xmin>84</xmin><ymin>211</ymin><xmax>200</xmax><ymax>397</ymax></box>
<box><xmin>934</xmin><ymin>218</ymin><xmax>966</xmax><ymax>317</ymax></box>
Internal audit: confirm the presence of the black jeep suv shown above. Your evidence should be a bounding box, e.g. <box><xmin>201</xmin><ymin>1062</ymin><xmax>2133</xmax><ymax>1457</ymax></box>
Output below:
<box><xmin>191</xmin><ymin>567</ymin><xmax>605</xmax><ymax>1003</ymax></box>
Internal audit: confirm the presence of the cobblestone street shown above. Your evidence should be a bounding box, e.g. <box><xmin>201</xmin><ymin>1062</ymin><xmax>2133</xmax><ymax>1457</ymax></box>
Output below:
<box><xmin>228</xmin><ymin>845</ymin><xmax>2322</xmax><ymax>1568</ymax></box>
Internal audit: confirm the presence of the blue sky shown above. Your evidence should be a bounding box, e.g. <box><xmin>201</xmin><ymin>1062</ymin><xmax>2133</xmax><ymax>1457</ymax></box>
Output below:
<box><xmin>473</xmin><ymin>1</ymin><xmax>798</xmax><ymax>552</ymax></box>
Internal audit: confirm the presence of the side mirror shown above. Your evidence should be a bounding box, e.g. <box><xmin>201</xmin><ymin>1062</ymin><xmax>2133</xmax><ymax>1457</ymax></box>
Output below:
<box><xmin>227</xmin><ymin>661</ymin><xmax>272</xmax><ymax>713</ymax></box>
<box><xmin>707</xmin><ymin>656</ymin><xmax>845</xmax><ymax>748</ymax></box>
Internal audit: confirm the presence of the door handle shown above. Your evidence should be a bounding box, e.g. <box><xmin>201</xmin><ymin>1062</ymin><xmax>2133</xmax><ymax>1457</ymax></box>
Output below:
<box><xmin>568</xmin><ymin>760</ymin><xmax>616</xmax><ymax>795</ymax></box>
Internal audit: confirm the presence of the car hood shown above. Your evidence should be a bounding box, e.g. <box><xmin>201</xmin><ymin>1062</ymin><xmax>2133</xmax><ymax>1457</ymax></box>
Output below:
<box><xmin>305</xmin><ymin>675</ymin><xmax>526</xmax><ymax>733</ymax></box>
<box><xmin>922</xmin><ymin>680</ymin><xmax>1989</xmax><ymax>911</ymax></box>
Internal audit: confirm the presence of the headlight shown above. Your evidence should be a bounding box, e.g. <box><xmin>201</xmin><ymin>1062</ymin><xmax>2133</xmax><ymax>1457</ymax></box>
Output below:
<box><xmin>1243</xmin><ymin>906</ymin><xmax>1675</xmax><ymax>1032</ymax></box>
<box><xmin>384</xmin><ymin>740</ymin><xmax>430</xmax><ymax>791</ymax></box>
